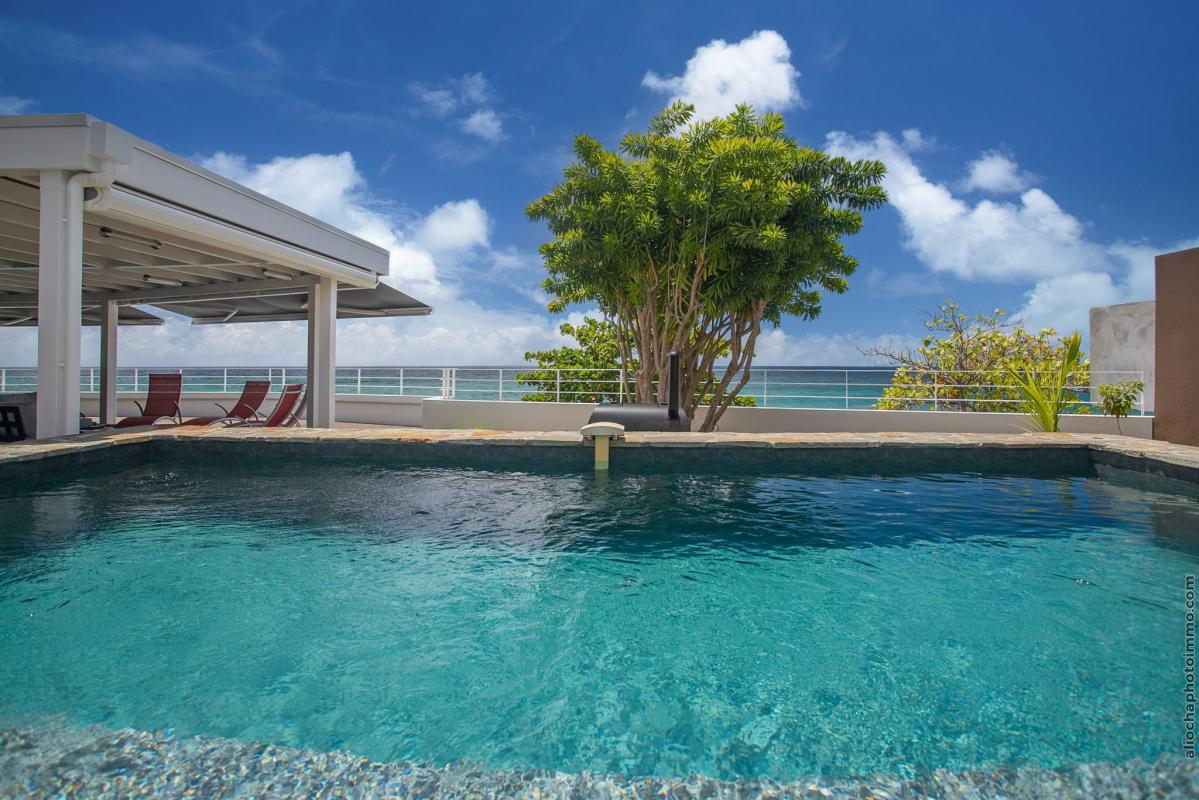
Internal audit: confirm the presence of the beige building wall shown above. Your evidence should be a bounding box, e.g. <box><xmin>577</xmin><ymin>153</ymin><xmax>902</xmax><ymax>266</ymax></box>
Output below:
<box><xmin>1154</xmin><ymin>247</ymin><xmax>1199</xmax><ymax>446</ymax></box>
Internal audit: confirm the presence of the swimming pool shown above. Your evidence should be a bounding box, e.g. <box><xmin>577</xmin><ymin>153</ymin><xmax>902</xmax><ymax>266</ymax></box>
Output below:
<box><xmin>0</xmin><ymin>450</ymin><xmax>1195</xmax><ymax>789</ymax></box>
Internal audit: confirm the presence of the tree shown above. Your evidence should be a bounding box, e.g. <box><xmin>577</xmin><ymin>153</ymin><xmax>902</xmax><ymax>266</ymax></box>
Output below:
<box><xmin>516</xmin><ymin>318</ymin><xmax>633</xmax><ymax>403</ymax></box>
<box><xmin>516</xmin><ymin>317</ymin><xmax>756</xmax><ymax>407</ymax></box>
<box><xmin>526</xmin><ymin>102</ymin><xmax>886</xmax><ymax>431</ymax></box>
<box><xmin>863</xmin><ymin>300</ymin><xmax>1090</xmax><ymax>412</ymax></box>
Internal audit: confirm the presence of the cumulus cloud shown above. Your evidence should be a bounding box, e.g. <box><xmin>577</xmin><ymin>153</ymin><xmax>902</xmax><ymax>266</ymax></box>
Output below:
<box><xmin>826</xmin><ymin>130</ymin><xmax>1100</xmax><ymax>285</ymax></box>
<box><xmin>823</xmin><ymin>129</ymin><xmax>1193</xmax><ymax>334</ymax></box>
<box><xmin>0</xmin><ymin>150</ymin><xmax>575</xmax><ymax>367</ymax></box>
<box><xmin>460</xmin><ymin>108</ymin><xmax>505</xmax><ymax>142</ymax></box>
<box><xmin>963</xmin><ymin>150</ymin><xmax>1039</xmax><ymax>193</ymax></box>
<box><xmin>413</xmin><ymin>199</ymin><xmax>491</xmax><ymax>257</ymax></box>
<box><xmin>642</xmin><ymin>30</ymin><xmax>804</xmax><ymax>119</ymax></box>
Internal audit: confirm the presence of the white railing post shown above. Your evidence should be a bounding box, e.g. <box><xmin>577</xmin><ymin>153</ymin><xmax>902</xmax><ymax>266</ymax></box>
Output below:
<box><xmin>441</xmin><ymin>368</ymin><xmax>449</xmax><ymax>398</ymax></box>
<box><xmin>933</xmin><ymin>370</ymin><xmax>939</xmax><ymax>411</ymax></box>
<box><xmin>844</xmin><ymin>370</ymin><xmax>849</xmax><ymax>410</ymax></box>
<box><xmin>399</xmin><ymin>368</ymin><xmax>405</xmax><ymax>397</ymax></box>
<box><xmin>268</xmin><ymin>367</ymin><xmax>273</xmax><ymax>389</ymax></box>
<box><xmin>762</xmin><ymin>369</ymin><xmax>768</xmax><ymax>408</ymax></box>
<box><xmin>133</xmin><ymin>367</ymin><xmax>139</xmax><ymax>393</ymax></box>
<box><xmin>556</xmin><ymin>370</ymin><xmax>562</xmax><ymax>402</ymax></box>
<box><xmin>357</xmin><ymin>368</ymin><xmax>362</xmax><ymax>395</ymax></box>
<box><xmin>619</xmin><ymin>366</ymin><xmax>626</xmax><ymax>403</ymax></box>
<box><xmin>222</xmin><ymin>368</ymin><xmax>228</xmax><ymax>393</ymax></box>
<box><xmin>498</xmin><ymin>369</ymin><xmax>504</xmax><ymax>401</ymax></box>
<box><xmin>1</xmin><ymin>368</ymin><xmax>5</xmax><ymax>392</ymax></box>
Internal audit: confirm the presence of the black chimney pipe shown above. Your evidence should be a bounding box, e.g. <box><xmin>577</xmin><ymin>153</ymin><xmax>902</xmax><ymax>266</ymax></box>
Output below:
<box><xmin>667</xmin><ymin>350</ymin><xmax>681</xmax><ymax>420</ymax></box>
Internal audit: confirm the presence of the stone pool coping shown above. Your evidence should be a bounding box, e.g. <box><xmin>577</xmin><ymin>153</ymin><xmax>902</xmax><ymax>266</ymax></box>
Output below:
<box><xmin>3</xmin><ymin>426</ymin><xmax>1199</xmax><ymax>483</ymax></box>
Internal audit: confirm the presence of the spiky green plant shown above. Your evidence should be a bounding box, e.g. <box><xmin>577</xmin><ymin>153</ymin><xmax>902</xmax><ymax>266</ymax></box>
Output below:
<box><xmin>1006</xmin><ymin>332</ymin><xmax>1084</xmax><ymax>432</ymax></box>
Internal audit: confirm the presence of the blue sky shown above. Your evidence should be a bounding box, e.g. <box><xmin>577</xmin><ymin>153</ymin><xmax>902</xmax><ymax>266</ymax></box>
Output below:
<box><xmin>2</xmin><ymin>1</ymin><xmax>1196</xmax><ymax>365</ymax></box>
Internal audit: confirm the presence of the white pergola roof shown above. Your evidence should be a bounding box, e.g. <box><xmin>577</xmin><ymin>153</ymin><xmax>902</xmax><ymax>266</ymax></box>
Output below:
<box><xmin>0</xmin><ymin>114</ymin><xmax>430</xmax><ymax>322</ymax></box>
<box><xmin>0</xmin><ymin>114</ymin><xmax>431</xmax><ymax>437</ymax></box>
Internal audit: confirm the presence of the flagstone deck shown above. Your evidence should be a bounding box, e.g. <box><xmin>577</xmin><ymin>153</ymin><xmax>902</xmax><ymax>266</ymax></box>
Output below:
<box><xmin>3</xmin><ymin>424</ymin><xmax>1198</xmax><ymax>484</ymax></box>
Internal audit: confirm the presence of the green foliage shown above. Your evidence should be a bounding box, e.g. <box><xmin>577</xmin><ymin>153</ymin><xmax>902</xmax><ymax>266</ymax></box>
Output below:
<box><xmin>1008</xmin><ymin>333</ymin><xmax>1085</xmax><ymax>432</ymax></box>
<box><xmin>1098</xmin><ymin>380</ymin><xmax>1144</xmax><ymax>434</ymax></box>
<box><xmin>526</xmin><ymin>102</ymin><xmax>885</xmax><ymax>430</ymax></box>
<box><xmin>867</xmin><ymin>300</ymin><xmax>1090</xmax><ymax>412</ymax></box>
<box><xmin>515</xmin><ymin>318</ymin><xmax>755</xmax><ymax>406</ymax></box>
<box><xmin>516</xmin><ymin>318</ymin><xmax>633</xmax><ymax>403</ymax></box>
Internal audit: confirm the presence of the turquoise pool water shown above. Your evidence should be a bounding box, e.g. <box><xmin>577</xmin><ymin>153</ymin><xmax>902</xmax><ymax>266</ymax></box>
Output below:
<box><xmin>0</xmin><ymin>456</ymin><xmax>1194</xmax><ymax>781</ymax></box>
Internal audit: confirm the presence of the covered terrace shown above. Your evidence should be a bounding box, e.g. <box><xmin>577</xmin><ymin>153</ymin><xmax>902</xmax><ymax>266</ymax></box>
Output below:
<box><xmin>0</xmin><ymin>114</ymin><xmax>429</xmax><ymax>438</ymax></box>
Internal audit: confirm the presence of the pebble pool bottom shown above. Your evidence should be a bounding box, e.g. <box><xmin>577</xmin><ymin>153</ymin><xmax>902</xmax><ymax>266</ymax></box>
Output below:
<box><xmin>0</xmin><ymin>454</ymin><xmax>1195</xmax><ymax>783</ymax></box>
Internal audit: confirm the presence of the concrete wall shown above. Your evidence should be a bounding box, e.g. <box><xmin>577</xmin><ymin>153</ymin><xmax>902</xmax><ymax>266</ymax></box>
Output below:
<box><xmin>1090</xmin><ymin>300</ymin><xmax>1155</xmax><ymax>412</ymax></box>
<box><xmin>421</xmin><ymin>398</ymin><xmax>1153</xmax><ymax>438</ymax></box>
<box><xmin>74</xmin><ymin>392</ymin><xmax>1153</xmax><ymax>439</ymax></box>
<box><xmin>1155</xmin><ymin>247</ymin><xmax>1199</xmax><ymax>446</ymax></box>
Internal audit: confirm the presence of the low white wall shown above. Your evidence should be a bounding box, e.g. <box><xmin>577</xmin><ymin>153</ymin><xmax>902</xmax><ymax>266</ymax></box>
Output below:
<box><xmin>80</xmin><ymin>392</ymin><xmax>424</xmax><ymax>427</ymax></box>
<box><xmin>332</xmin><ymin>394</ymin><xmax>423</xmax><ymax>426</ymax></box>
<box><xmin>423</xmin><ymin>398</ymin><xmax>593</xmax><ymax>431</ymax></box>
<box><xmin>76</xmin><ymin>393</ymin><xmax>1153</xmax><ymax>438</ymax></box>
<box><xmin>421</xmin><ymin>398</ymin><xmax>1154</xmax><ymax>438</ymax></box>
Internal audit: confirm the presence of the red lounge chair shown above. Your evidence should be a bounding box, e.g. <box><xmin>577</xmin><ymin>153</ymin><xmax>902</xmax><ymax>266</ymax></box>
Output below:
<box><xmin>180</xmin><ymin>380</ymin><xmax>271</xmax><ymax>426</ymax></box>
<box><xmin>239</xmin><ymin>383</ymin><xmax>307</xmax><ymax>428</ymax></box>
<box><xmin>115</xmin><ymin>373</ymin><xmax>182</xmax><ymax>428</ymax></box>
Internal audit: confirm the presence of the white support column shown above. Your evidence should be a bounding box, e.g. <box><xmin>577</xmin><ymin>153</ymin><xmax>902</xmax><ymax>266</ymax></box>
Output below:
<box><xmin>36</xmin><ymin>170</ymin><xmax>83</xmax><ymax>439</ymax></box>
<box><xmin>99</xmin><ymin>299</ymin><xmax>118</xmax><ymax>426</ymax></box>
<box><xmin>307</xmin><ymin>276</ymin><xmax>337</xmax><ymax>428</ymax></box>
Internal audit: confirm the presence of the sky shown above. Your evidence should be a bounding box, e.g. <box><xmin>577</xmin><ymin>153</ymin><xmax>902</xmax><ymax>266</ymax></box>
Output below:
<box><xmin>1</xmin><ymin>1</ymin><xmax>1196</xmax><ymax>366</ymax></box>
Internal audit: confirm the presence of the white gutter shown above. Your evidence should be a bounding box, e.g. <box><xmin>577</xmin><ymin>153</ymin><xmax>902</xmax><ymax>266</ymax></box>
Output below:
<box><xmin>97</xmin><ymin>186</ymin><xmax>379</xmax><ymax>288</ymax></box>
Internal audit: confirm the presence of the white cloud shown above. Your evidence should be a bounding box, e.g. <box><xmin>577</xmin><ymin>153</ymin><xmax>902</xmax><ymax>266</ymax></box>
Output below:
<box><xmin>460</xmin><ymin>108</ymin><xmax>505</xmax><ymax>142</ymax></box>
<box><xmin>642</xmin><ymin>30</ymin><xmax>804</xmax><ymax>119</ymax></box>
<box><xmin>824</xmin><ymin>129</ymin><xmax>1193</xmax><ymax>335</ymax></box>
<box><xmin>409</xmin><ymin>72</ymin><xmax>493</xmax><ymax>116</ymax></box>
<box><xmin>409</xmin><ymin>72</ymin><xmax>506</xmax><ymax>148</ymax></box>
<box><xmin>752</xmin><ymin>329</ymin><xmax>913</xmax><ymax>366</ymax></box>
<box><xmin>456</xmin><ymin>72</ymin><xmax>490</xmax><ymax>105</ymax></box>
<box><xmin>1018</xmin><ymin>271</ymin><xmax>1122</xmax><ymax>334</ymax></box>
<box><xmin>0</xmin><ymin>95</ymin><xmax>33</xmax><ymax>114</ymax></box>
<box><xmin>963</xmin><ymin>150</ymin><xmax>1038</xmax><ymax>193</ymax></box>
<box><xmin>826</xmin><ymin>130</ymin><xmax>1098</xmax><ymax>284</ymax></box>
<box><xmin>409</xmin><ymin>86</ymin><xmax>457</xmax><ymax>117</ymax></box>
<box><xmin>0</xmin><ymin>149</ymin><xmax>574</xmax><ymax>367</ymax></box>
<box><xmin>414</xmin><ymin>199</ymin><xmax>491</xmax><ymax>257</ymax></box>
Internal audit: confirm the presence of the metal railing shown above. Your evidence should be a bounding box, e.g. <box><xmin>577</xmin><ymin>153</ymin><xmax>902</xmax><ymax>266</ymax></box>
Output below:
<box><xmin>0</xmin><ymin>366</ymin><xmax>1148</xmax><ymax>414</ymax></box>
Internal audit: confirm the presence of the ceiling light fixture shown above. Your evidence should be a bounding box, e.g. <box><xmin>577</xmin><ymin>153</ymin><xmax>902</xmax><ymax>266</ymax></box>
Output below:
<box><xmin>99</xmin><ymin>226</ymin><xmax>162</xmax><ymax>251</ymax></box>
<box><xmin>261</xmin><ymin>268</ymin><xmax>292</xmax><ymax>280</ymax></box>
<box><xmin>143</xmin><ymin>275</ymin><xmax>183</xmax><ymax>287</ymax></box>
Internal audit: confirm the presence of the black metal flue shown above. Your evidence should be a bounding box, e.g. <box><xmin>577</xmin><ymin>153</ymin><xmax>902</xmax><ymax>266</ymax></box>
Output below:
<box><xmin>587</xmin><ymin>351</ymin><xmax>691</xmax><ymax>432</ymax></box>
